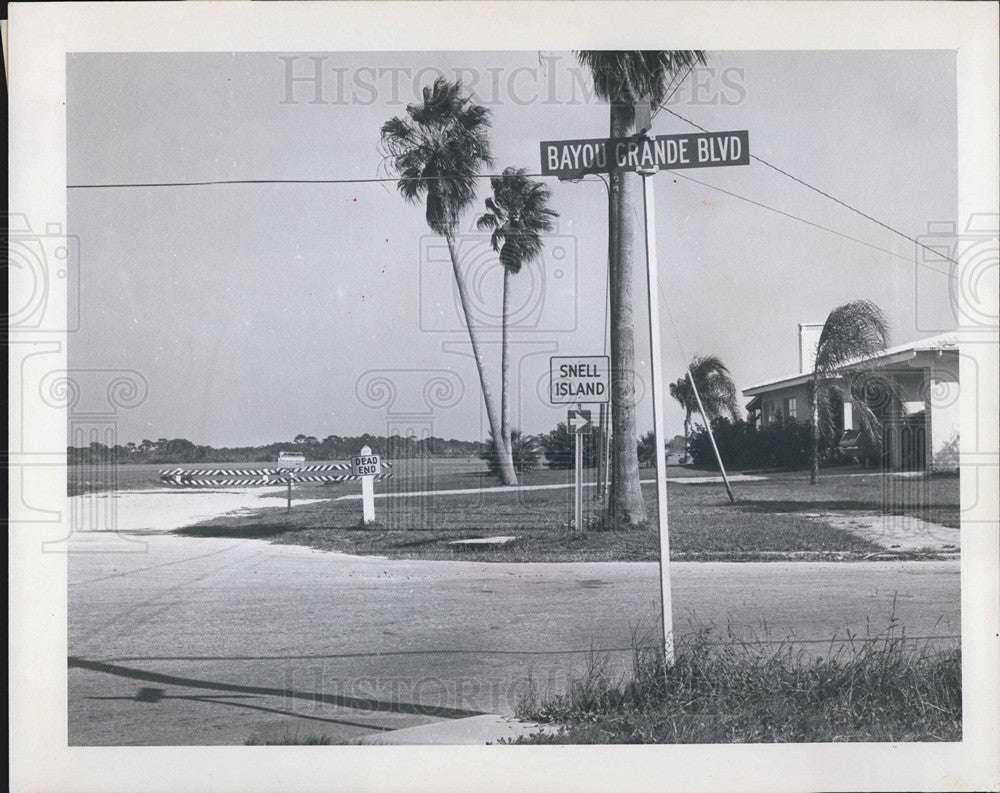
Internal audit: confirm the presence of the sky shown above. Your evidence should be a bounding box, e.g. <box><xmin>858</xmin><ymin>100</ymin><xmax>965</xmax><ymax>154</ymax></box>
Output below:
<box><xmin>67</xmin><ymin>50</ymin><xmax>958</xmax><ymax>447</ymax></box>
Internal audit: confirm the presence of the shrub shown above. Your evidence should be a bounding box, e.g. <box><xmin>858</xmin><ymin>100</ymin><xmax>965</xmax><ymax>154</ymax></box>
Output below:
<box><xmin>540</xmin><ymin>422</ymin><xmax>600</xmax><ymax>469</ymax></box>
<box><xmin>480</xmin><ymin>429</ymin><xmax>542</xmax><ymax>478</ymax></box>
<box><xmin>689</xmin><ymin>416</ymin><xmax>821</xmax><ymax>471</ymax></box>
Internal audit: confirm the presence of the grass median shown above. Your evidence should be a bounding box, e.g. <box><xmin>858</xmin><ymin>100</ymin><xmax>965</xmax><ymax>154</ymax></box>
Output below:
<box><xmin>175</xmin><ymin>468</ymin><xmax>958</xmax><ymax>562</ymax></box>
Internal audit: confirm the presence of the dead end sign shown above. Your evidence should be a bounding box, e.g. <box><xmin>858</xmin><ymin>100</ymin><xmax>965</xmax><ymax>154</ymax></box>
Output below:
<box><xmin>551</xmin><ymin>355</ymin><xmax>610</xmax><ymax>404</ymax></box>
<box><xmin>352</xmin><ymin>453</ymin><xmax>382</xmax><ymax>476</ymax></box>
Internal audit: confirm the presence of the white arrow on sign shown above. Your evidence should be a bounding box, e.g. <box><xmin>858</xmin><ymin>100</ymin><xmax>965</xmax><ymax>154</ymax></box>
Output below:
<box><xmin>568</xmin><ymin>409</ymin><xmax>592</xmax><ymax>433</ymax></box>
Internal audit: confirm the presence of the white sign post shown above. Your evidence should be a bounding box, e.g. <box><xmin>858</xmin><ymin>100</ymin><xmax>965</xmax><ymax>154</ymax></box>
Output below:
<box><xmin>567</xmin><ymin>408</ymin><xmax>592</xmax><ymax>532</ymax></box>
<box><xmin>542</xmin><ymin>124</ymin><xmax>750</xmax><ymax>666</ymax></box>
<box><xmin>352</xmin><ymin>445</ymin><xmax>381</xmax><ymax>525</ymax></box>
<box><xmin>637</xmin><ymin>160</ymin><xmax>676</xmax><ymax>665</ymax></box>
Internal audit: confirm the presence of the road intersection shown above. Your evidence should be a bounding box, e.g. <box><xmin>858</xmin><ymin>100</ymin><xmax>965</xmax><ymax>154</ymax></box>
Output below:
<box><xmin>69</xmin><ymin>532</ymin><xmax>959</xmax><ymax>745</ymax></box>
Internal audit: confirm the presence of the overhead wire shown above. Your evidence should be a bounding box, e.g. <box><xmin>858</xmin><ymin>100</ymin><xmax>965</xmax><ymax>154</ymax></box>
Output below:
<box><xmin>656</xmin><ymin>105</ymin><xmax>959</xmax><ymax>267</ymax></box>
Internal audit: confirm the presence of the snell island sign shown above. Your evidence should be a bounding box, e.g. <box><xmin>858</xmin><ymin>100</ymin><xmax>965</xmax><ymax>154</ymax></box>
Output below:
<box><xmin>540</xmin><ymin>130</ymin><xmax>749</xmax><ymax>178</ymax></box>
<box><xmin>550</xmin><ymin>355</ymin><xmax>611</xmax><ymax>404</ymax></box>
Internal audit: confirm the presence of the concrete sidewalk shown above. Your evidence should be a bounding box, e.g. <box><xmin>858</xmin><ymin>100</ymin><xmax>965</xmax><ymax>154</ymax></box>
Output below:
<box><xmin>355</xmin><ymin>714</ymin><xmax>557</xmax><ymax>745</ymax></box>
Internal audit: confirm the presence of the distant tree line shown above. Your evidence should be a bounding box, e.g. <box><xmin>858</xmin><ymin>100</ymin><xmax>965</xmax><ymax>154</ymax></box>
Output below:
<box><xmin>67</xmin><ymin>434</ymin><xmax>487</xmax><ymax>465</ymax></box>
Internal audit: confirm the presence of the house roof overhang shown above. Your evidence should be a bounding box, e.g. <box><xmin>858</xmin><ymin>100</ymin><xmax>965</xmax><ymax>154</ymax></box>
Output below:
<box><xmin>740</xmin><ymin>332</ymin><xmax>958</xmax><ymax>398</ymax></box>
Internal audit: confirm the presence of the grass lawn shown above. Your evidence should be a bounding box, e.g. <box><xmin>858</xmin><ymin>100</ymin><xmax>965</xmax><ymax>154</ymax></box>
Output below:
<box><xmin>176</xmin><ymin>466</ymin><xmax>959</xmax><ymax>562</ymax></box>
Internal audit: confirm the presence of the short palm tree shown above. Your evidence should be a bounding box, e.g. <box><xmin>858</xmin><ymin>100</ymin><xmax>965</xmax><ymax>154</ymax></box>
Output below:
<box><xmin>668</xmin><ymin>355</ymin><xmax>740</xmax><ymax>461</ymax></box>
<box><xmin>380</xmin><ymin>78</ymin><xmax>517</xmax><ymax>485</ymax></box>
<box><xmin>476</xmin><ymin>167</ymin><xmax>559</xmax><ymax>456</ymax></box>
<box><xmin>576</xmin><ymin>50</ymin><xmax>707</xmax><ymax>527</ymax></box>
<box><xmin>808</xmin><ymin>300</ymin><xmax>893</xmax><ymax>484</ymax></box>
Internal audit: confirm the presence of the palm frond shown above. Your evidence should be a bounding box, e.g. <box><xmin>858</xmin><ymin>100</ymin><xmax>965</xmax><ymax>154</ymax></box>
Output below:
<box><xmin>380</xmin><ymin>78</ymin><xmax>493</xmax><ymax>236</ymax></box>
<box><xmin>478</xmin><ymin>165</ymin><xmax>559</xmax><ymax>274</ymax></box>
<box><xmin>814</xmin><ymin>300</ymin><xmax>891</xmax><ymax>373</ymax></box>
<box><xmin>575</xmin><ymin>50</ymin><xmax>708</xmax><ymax>121</ymax></box>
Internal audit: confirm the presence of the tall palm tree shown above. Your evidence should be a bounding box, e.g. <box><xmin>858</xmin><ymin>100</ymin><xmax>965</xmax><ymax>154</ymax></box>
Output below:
<box><xmin>476</xmin><ymin>167</ymin><xmax>559</xmax><ymax>455</ymax></box>
<box><xmin>668</xmin><ymin>355</ymin><xmax>740</xmax><ymax>460</ymax></box>
<box><xmin>576</xmin><ymin>51</ymin><xmax>707</xmax><ymax>527</ymax></box>
<box><xmin>380</xmin><ymin>78</ymin><xmax>517</xmax><ymax>485</ymax></box>
<box><xmin>808</xmin><ymin>300</ymin><xmax>892</xmax><ymax>484</ymax></box>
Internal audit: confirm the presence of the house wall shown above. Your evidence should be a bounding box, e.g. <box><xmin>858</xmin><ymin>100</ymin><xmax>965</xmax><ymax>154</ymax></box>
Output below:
<box><xmin>744</xmin><ymin>341</ymin><xmax>961</xmax><ymax>472</ymax></box>
<box><xmin>759</xmin><ymin>383</ymin><xmax>810</xmax><ymax>425</ymax></box>
<box><xmin>926</xmin><ymin>355</ymin><xmax>961</xmax><ymax>471</ymax></box>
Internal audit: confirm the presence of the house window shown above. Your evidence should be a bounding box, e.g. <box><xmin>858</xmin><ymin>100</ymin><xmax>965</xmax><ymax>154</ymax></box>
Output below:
<box><xmin>763</xmin><ymin>400</ymin><xmax>778</xmax><ymax>424</ymax></box>
<box><xmin>784</xmin><ymin>397</ymin><xmax>797</xmax><ymax>420</ymax></box>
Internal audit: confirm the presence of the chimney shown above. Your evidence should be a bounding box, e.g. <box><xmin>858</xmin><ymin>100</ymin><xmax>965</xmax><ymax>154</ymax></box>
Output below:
<box><xmin>798</xmin><ymin>323</ymin><xmax>824</xmax><ymax>373</ymax></box>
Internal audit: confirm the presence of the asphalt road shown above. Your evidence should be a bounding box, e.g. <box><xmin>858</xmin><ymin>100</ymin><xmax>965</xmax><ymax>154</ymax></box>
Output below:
<box><xmin>68</xmin><ymin>534</ymin><xmax>960</xmax><ymax>745</ymax></box>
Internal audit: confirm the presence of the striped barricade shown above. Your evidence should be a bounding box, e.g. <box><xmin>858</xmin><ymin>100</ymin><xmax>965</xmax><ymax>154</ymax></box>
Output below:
<box><xmin>159</xmin><ymin>468</ymin><xmax>393</xmax><ymax>487</ymax></box>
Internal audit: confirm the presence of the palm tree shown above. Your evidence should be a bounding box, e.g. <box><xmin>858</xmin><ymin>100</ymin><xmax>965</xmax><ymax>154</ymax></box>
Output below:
<box><xmin>668</xmin><ymin>355</ymin><xmax>740</xmax><ymax>461</ymax></box>
<box><xmin>380</xmin><ymin>78</ymin><xmax>517</xmax><ymax>485</ymax></box>
<box><xmin>808</xmin><ymin>300</ymin><xmax>892</xmax><ymax>484</ymax></box>
<box><xmin>476</xmin><ymin>167</ymin><xmax>559</xmax><ymax>456</ymax></box>
<box><xmin>576</xmin><ymin>51</ymin><xmax>707</xmax><ymax>527</ymax></box>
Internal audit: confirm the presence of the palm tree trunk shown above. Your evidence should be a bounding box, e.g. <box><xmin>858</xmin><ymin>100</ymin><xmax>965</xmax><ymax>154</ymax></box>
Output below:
<box><xmin>501</xmin><ymin>266</ymin><xmax>512</xmax><ymax>455</ymax></box>
<box><xmin>445</xmin><ymin>233</ymin><xmax>517</xmax><ymax>485</ymax></box>
<box><xmin>606</xmin><ymin>101</ymin><xmax>648</xmax><ymax>527</ymax></box>
<box><xmin>683</xmin><ymin>410</ymin><xmax>692</xmax><ymax>463</ymax></box>
<box><xmin>810</xmin><ymin>375</ymin><xmax>820</xmax><ymax>485</ymax></box>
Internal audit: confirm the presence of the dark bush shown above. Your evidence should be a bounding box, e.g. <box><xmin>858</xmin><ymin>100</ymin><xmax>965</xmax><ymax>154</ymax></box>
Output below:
<box><xmin>689</xmin><ymin>416</ymin><xmax>830</xmax><ymax>471</ymax></box>
<box><xmin>480</xmin><ymin>429</ymin><xmax>542</xmax><ymax>478</ymax></box>
<box><xmin>541</xmin><ymin>422</ymin><xmax>600</xmax><ymax>469</ymax></box>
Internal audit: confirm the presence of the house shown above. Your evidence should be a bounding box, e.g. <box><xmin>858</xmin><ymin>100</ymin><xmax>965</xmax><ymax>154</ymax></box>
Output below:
<box><xmin>742</xmin><ymin>325</ymin><xmax>960</xmax><ymax>472</ymax></box>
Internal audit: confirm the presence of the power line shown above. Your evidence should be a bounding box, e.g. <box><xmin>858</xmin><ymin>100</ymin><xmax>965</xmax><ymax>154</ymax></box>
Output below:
<box><xmin>666</xmin><ymin>170</ymin><xmax>956</xmax><ymax>280</ymax></box>
<box><xmin>68</xmin><ymin>145</ymin><xmax>955</xmax><ymax>279</ymax></box>
<box><xmin>658</xmin><ymin>105</ymin><xmax>958</xmax><ymax>266</ymax></box>
<box><xmin>66</xmin><ymin>173</ymin><xmax>549</xmax><ymax>189</ymax></box>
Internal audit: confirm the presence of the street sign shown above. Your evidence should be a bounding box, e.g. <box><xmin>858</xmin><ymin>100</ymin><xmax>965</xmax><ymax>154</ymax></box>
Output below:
<box><xmin>550</xmin><ymin>355</ymin><xmax>610</xmax><ymax>404</ymax></box>
<box><xmin>568</xmin><ymin>409</ymin><xmax>593</xmax><ymax>434</ymax></box>
<box><xmin>277</xmin><ymin>452</ymin><xmax>305</xmax><ymax>470</ymax></box>
<box><xmin>352</xmin><ymin>452</ymin><xmax>382</xmax><ymax>477</ymax></box>
<box><xmin>540</xmin><ymin>130</ymin><xmax>749</xmax><ymax>178</ymax></box>
<box><xmin>354</xmin><ymin>445</ymin><xmax>381</xmax><ymax>524</ymax></box>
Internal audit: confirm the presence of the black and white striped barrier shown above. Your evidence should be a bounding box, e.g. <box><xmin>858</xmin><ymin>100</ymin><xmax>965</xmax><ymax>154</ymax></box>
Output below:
<box><xmin>159</xmin><ymin>472</ymin><xmax>394</xmax><ymax>487</ymax></box>
<box><xmin>158</xmin><ymin>460</ymin><xmax>393</xmax><ymax>482</ymax></box>
<box><xmin>159</xmin><ymin>450</ymin><xmax>393</xmax><ymax>519</ymax></box>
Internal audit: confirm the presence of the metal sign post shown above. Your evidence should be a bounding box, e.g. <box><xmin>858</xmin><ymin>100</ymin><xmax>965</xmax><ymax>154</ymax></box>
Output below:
<box><xmin>639</xmin><ymin>162</ymin><xmax>675</xmax><ymax>666</ymax></box>
<box><xmin>277</xmin><ymin>452</ymin><xmax>305</xmax><ymax>513</ymax></box>
<box><xmin>551</xmin><ymin>357</ymin><xmax>607</xmax><ymax>531</ymax></box>
<box><xmin>567</xmin><ymin>408</ymin><xmax>592</xmax><ymax>531</ymax></box>
<box><xmin>541</xmin><ymin>124</ymin><xmax>751</xmax><ymax>668</ymax></box>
